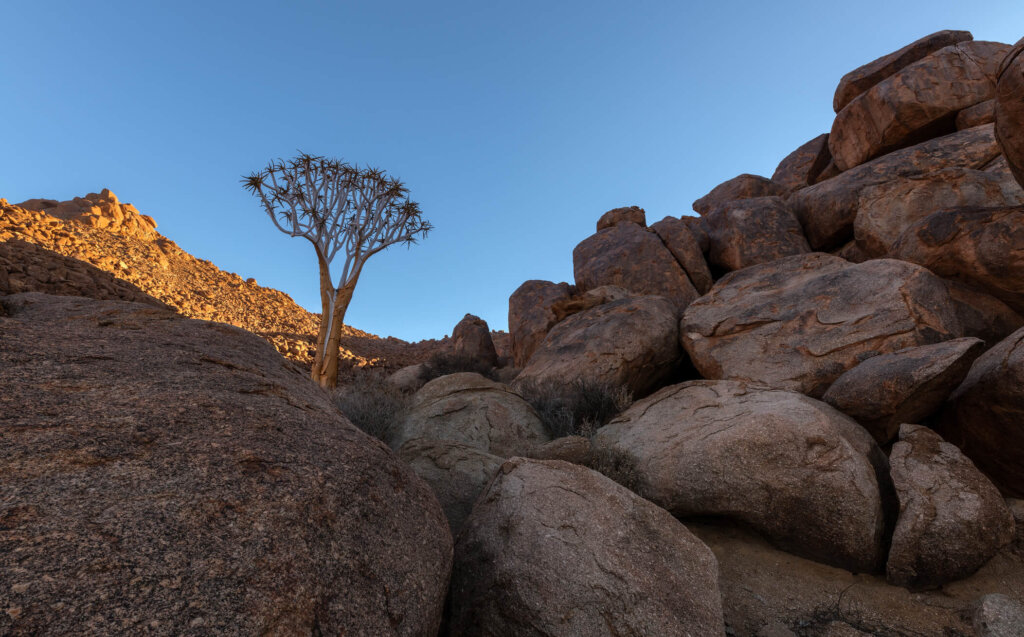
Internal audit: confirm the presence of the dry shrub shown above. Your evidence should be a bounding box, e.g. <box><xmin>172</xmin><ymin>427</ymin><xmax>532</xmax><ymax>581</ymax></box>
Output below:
<box><xmin>333</xmin><ymin>371</ymin><xmax>411</xmax><ymax>445</ymax></box>
<box><xmin>589</xmin><ymin>446</ymin><xmax>646</xmax><ymax>496</ymax></box>
<box><xmin>418</xmin><ymin>350</ymin><xmax>498</xmax><ymax>383</ymax></box>
<box><xmin>516</xmin><ymin>377</ymin><xmax>632</xmax><ymax>439</ymax></box>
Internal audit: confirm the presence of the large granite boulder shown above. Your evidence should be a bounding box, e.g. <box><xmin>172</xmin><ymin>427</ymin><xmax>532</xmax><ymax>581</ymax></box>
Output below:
<box><xmin>832</xmin><ymin>30</ymin><xmax>974</xmax><ymax>112</ymax></box>
<box><xmin>397</xmin><ymin>438</ymin><xmax>503</xmax><ymax>536</ymax></box>
<box><xmin>692</xmin><ymin>173</ymin><xmax>789</xmax><ymax>216</ymax></box>
<box><xmin>853</xmin><ymin>167</ymin><xmax>1024</xmax><ymax>257</ymax></box>
<box><xmin>789</xmin><ymin>124</ymin><xmax>1003</xmax><ymax>250</ymax></box>
<box><xmin>393</xmin><ymin>373</ymin><xmax>549</xmax><ymax>457</ymax></box>
<box><xmin>679</xmin><ymin>214</ymin><xmax>711</xmax><ymax>252</ymax></box>
<box><xmin>891</xmin><ymin>205</ymin><xmax>1024</xmax><ymax>314</ymax></box>
<box><xmin>939</xmin><ymin>327</ymin><xmax>1024</xmax><ymax>497</ymax></box>
<box><xmin>704</xmin><ymin>196</ymin><xmax>811</xmax><ymax>271</ymax></box>
<box><xmin>0</xmin><ymin>293</ymin><xmax>452</xmax><ymax>636</ymax></box>
<box><xmin>592</xmin><ymin>380</ymin><xmax>889</xmax><ymax>573</ymax></box>
<box><xmin>974</xmin><ymin>594</ymin><xmax>1024</xmax><ymax>637</ymax></box>
<box><xmin>649</xmin><ymin>216</ymin><xmax>714</xmax><ymax>294</ymax></box>
<box><xmin>772</xmin><ymin>133</ymin><xmax>832</xmax><ymax>190</ymax></box>
<box><xmin>887</xmin><ymin>425</ymin><xmax>1015</xmax><ymax>588</ymax></box>
<box><xmin>822</xmin><ymin>338</ymin><xmax>985</xmax><ymax>444</ymax></box>
<box><xmin>681</xmin><ymin>254</ymin><xmax>967</xmax><ymax>397</ymax></box>
<box><xmin>596</xmin><ymin>205</ymin><xmax>646</xmax><ymax>230</ymax></box>
<box><xmin>508</xmin><ymin>280</ymin><xmax>573</xmax><ymax>368</ymax></box>
<box><xmin>831</xmin><ymin>41</ymin><xmax>1010</xmax><ymax>171</ymax></box>
<box><xmin>448</xmin><ymin>458</ymin><xmax>725</xmax><ymax>636</ymax></box>
<box><xmin>573</xmin><ymin>221</ymin><xmax>699</xmax><ymax>312</ymax></box>
<box><xmin>515</xmin><ymin>295</ymin><xmax>680</xmax><ymax>397</ymax></box>
<box><xmin>451</xmin><ymin>313</ymin><xmax>498</xmax><ymax>368</ymax></box>
<box><xmin>995</xmin><ymin>39</ymin><xmax>1024</xmax><ymax>187</ymax></box>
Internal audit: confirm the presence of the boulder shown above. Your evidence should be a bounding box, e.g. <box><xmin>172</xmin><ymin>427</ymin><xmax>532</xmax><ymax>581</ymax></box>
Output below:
<box><xmin>892</xmin><ymin>205</ymin><xmax>1024</xmax><ymax>314</ymax></box>
<box><xmin>508</xmin><ymin>280</ymin><xmax>573</xmax><ymax>368</ymax></box>
<box><xmin>393</xmin><ymin>372</ymin><xmax>549</xmax><ymax>457</ymax></box>
<box><xmin>448</xmin><ymin>458</ymin><xmax>725</xmax><ymax>637</ymax></box>
<box><xmin>995</xmin><ymin>39</ymin><xmax>1024</xmax><ymax>187</ymax></box>
<box><xmin>515</xmin><ymin>295</ymin><xmax>680</xmax><ymax>397</ymax></box>
<box><xmin>0</xmin><ymin>293</ymin><xmax>452</xmax><ymax>636</ymax></box>
<box><xmin>939</xmin><ymin>327</ymin><xmax>1024</xmax><ymax>497</ymax></box>
<box><xmin>397</xmin><ymin>438</ymin><xmax>503</xmax><ymax>536</ymax></box>
<box><xmin>17</xmin><ymin>188</ymin><xmax>159</xmax><ymax>240</ymax></box>
<box><xmin>853</xmin><ymin>167</ymin><xmax>1024</xmax><ymax>257</ymax></box>
<box><xmin>833</xmin><ymin>30</ymin><xmax>974</xmax><ymax>112</ymax></box>
<box><xmin>974</xmin><ymin>594</ymin><xmax>1024</xmax><ymax>637</ymax></box>
<box><xmin>831</xmin><ymin>41</ymin><xmax>1010</xmax><ymax>170</ymax></box>
<box><xmin>887</xmin><ymin>425</ymin><xmax>1015</xmax><ymax>588</ymax></box>
<box><xmin>679</xmin><ymin>214</ymin><xmax>711</xmax><ymax>252</ymax></box>
<box><xmin>771</xmin><ymin>133</ymin><xmax>832</xmax><ymax>190</ymax></box>
<box><xmin>704</xmin><ymin>196</ymin><xmax>811</xmax><ymax>271</ymax></box>
<box><xmin>387</xmin><ymin>362</ymin><xmax>429</xmax><ymax>393</ymax></box>
<box><xmin>790</xmin><ymin>124</ymin><xmax>1003</xmax><ymax>250</ymax></box>
<box><xmin>592</xmin><ymin>380</ymin><xmax>889</xmax><ymax>572</ymax></box>
<box><xmin>573</xmin><ymin>222</ymin><xmax>699</xmax><ymax>312</ymax></box>
<box><xmin>957</xmin><ymin>98</ymin><xmax>996</xmax><ymax>129</ymax></box>
<box><xmin>692</xmin><ymin>173</ymin><xmax>789</xmax><ymax>216</ymax></box>
<box><xmin>682</xmin><ymin>254</ymin><xmax>967</xmax><ymax>397</ymax></box>
<box><xmin>451</xmin><ymin>313</ymin><xmax>498</xmax><ymax>368</ymax></box>
<box><xmin>596</xmin><ymin>205</ymin><xmax>646</xmax><ymax>230</ymax></box>
<box><xmin>649</xmin><ymin>216</ymin><xmax>714</xmax><ymax>294</ymax></box>
<box><xmin>822</xmin><ymin>338</ymin><xmax>985</xmax><ymax>444</ymax></box>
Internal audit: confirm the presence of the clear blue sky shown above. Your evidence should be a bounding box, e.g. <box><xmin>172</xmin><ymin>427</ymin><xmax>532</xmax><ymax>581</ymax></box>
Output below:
<box><xmin>3</xmin><ymin>1</ymin><xmax>1022</xmax><ymax>341</ymax></box>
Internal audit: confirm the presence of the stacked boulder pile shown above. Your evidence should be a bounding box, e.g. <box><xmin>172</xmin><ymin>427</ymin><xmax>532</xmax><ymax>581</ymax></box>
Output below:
<box><xmin>393</xmin><ymin>30</ymin><xmax>1024</xmax><ymax>636</ymax></box>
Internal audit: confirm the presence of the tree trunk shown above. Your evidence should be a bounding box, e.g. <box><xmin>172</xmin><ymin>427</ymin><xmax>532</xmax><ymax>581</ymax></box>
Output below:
<box><xmin>311</xmin><ymin>250</ymin><xmax>333</xmax><ymax>384</ymax></box>
<box><xmin>313</xmin><ymin>273</ymin><xmax>360</xmax><ymax>389</ymax></box>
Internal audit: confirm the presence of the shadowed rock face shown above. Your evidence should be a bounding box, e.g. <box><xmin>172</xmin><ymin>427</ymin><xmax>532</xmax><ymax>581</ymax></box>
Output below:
<box><xmin>449</xmin><ymin>458</ymin><xmax>725</xmax><ymax>637</ymax></box>
<box><xmin>681</xmin><ymin>254</ymin><xmax>967</xmax><ymax>398</ymax></box>
<box><xmin>649</xmin><ymin>216</ymin><xmax>713</xmax><ymax>294</ymax></box>
<box><xmin>789</xmin><ymin>124</ymin><xmax>1002</xmax><ymax>250</ymax></box>
<box><xmin>995</xmin><ymin>39</ymin><xmax>1024</xmax><ymax>188</ymax></box>
<box><xmin>832</xmin><ymin>30</ymin><xmax>974</xmax><ymax>113</ymax></box>
<box><xmin>887</xmin><ymin>425</ymin><xmax>1015</xmax><ymax>589</ymax></box>
<box><xmin>891</xmin><ymin>204</ymin><xmax>1024</xmax><ymax>315</ymax></box>
<box><xmin>830</xmin><ymin>41</ymin><xmax>1010</xmax><ymax>171</ymax></box>
<box><xmin>939</xmin><ymin>327</ymin><xmax>1024</xmax><ymax>497</ymax></box>
<box><xmin>0</xmin><ymin>293</ymin><xmax>452</xmax><ymax>636</ymax></box>
<box><xmin>397</xmin><ymin>438</ymin><xmax>503</xmax><ymax>536</ymax></box>
<box><xmin>822</xmin><ymin>338</ymin><xmax>985</xmax><ymax>444</ymax></box>
<box><xmin>592</xmin><ymin>380</ymin><xmax>889</xmax><ymax>573</ymax></box>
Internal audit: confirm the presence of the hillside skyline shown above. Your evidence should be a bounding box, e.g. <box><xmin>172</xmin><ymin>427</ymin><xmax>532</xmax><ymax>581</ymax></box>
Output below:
<box><xmin>4</xmin><ymin>0</ymin><xmax>1024</xmax><ymax>340</ymax></box>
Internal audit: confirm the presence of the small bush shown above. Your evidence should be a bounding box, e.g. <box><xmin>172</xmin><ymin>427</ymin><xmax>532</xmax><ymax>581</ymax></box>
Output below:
<box><xmin>516</xmin><ymin>377</ymin><xmax>632</xmax><ymax>439</ymax></box>
<box><xmin>590</xmin><ymin>446</ymin><xmax>646</xmax><ymax>496</ymax></box>
<box><xmin>333</xmin><ymin>371</ymin><xmax>411</xmax><ymax>445</ymax></box>
<box><xmin>418</xmin><ymin>350</ymin><xmax>498</xmax><ymax>383</ymax></box>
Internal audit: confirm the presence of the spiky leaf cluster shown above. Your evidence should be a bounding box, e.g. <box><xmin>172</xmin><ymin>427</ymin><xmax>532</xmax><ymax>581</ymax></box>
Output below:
<box><xmin>242</xmin><ymin>153</ymin><xmax>431</xmax><ymax>272</ymax></box>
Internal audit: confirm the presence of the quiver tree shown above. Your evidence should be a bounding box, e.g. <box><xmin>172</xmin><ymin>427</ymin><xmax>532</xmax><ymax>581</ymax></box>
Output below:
<box><xmin>243</xmin><ymin>153</ymin><xmax>431</xmax><ymax>388</ymax></box>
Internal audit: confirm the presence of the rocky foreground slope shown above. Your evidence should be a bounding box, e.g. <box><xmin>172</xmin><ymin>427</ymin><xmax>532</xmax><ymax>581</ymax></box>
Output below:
<box><xmin>4</xmin><ymin>28</ymin><xmax>1024</xmax><ymax>637</ymax></box>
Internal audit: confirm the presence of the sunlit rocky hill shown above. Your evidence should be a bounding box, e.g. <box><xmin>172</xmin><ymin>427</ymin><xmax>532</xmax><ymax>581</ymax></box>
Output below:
<box><xmin>0</xmin><ymin>190</ymin><xmax>473</xmax><ymax>370</ymax></box>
